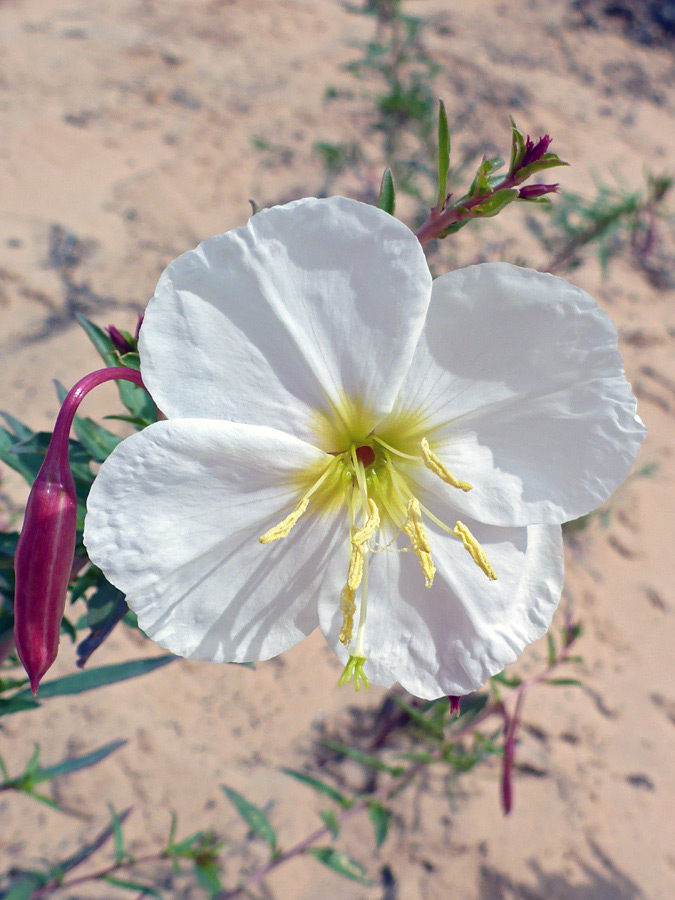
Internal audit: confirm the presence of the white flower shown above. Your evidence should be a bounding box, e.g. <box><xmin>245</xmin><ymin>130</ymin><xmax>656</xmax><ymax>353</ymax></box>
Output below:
<box><xmin>83</xmin><ymin>197</ymin><xmax>645</xmax><ymax>699</ymax></box>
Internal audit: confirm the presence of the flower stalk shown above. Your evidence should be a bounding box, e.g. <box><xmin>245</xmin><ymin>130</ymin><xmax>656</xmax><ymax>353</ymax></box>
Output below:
<box><xmin>13</xmin><ymin>367</ymin><xmax>145</xmax><ymax>694</ymax></box>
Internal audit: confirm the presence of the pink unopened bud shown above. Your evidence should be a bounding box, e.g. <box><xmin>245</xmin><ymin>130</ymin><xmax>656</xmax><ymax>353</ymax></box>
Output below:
<box><xmin>519</xmin><ymin>133</ymin><xmax>552</xmax><ymax>169</ymax></box>
<box><xmin>13</xmin><ymin>366</ymin><xmax>145</xmax><ymax>693</ymax></box>
<box><xmin>13</xmin><ymin>443</ymin><xmax>77</xmax><ymax>694</ymax></box>
<box><xmin>518</xmin><ymin>183</ymin><xmax>559</xmax><ymax>200</ymax></box>
<box><xmin>448</xmin><ymin>695</ymin><xmax>462</xmax><ymax>717</ymax></box>
<box><xmin>106</xmin><ymin>325</ymin><xmax>134</xmax><ymax>355</ymax></box>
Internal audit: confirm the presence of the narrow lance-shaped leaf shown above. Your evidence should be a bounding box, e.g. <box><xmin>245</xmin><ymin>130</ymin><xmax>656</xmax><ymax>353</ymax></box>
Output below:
<box><xmin>377</xmin><ymin>167</ymin><xmax>396</xmax><ymax>216</ymax></box>
<box><xmin>222</xmin><ymin>786</ymin><xmax>277</xmax><ymax>853</ymax></box>
<box><xmin>307</xmin><ymin>847</ymin><xmax>371</xmax><ymax>884</ymax></box>
<box><xmin>13</xmin><ymin>740</ymin><xmax>127</xmax><ymax>787</ymax></box>
<box><xmin>322</xmin><ymin>739</ymin><xmax>405</xmax><ymax>776</ymax></box>
<box><xmin>280</xmin><ymin>767</ymin><xmax>351</xmax><ymax>808</ymax></box>
<box><xmin>367</xmin><ymin>803</ymin><xmax>390</xmax><ymax>848</ymax></box>
<box><xmin>10</xmin><ymin>655</ymin><xmax>175</xmax><ymax>704</ymax></box>
<box><xmin>436</xmin><ymin>99</ymin><xmax>450</xmax><ymax>210</ymax></box>
<box><xmin>319</xmin><ymin>809</ymin><xmax>340</xmax><ymax>839</ymax></box>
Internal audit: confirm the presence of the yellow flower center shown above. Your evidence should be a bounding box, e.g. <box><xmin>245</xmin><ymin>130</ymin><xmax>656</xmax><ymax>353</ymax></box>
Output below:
<box><xmin>258</xmin><ymin>403</ymin><xmax>497</xmax><ymax>690</ymax></box>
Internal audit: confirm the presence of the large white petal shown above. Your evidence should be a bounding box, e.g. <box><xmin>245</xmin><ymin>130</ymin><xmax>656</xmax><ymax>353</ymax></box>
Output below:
<box><xmin>84</xmin><ymin>419</ymin><xmax>346</xmax><ymax>662</ymax></box>
<box><xmin>319</xmin><ymin>519</ymin><xmax>563</xmax><ymax>699</ymax></box>
<box><xmin>139</xmin><ymin>197</ymin><xmax>432</xmax><ymax>446</ymax></box>
<box><xmin>389</xmin><ymin>262</ymin><xmax>646</xmax><ymax>526</ymax></box>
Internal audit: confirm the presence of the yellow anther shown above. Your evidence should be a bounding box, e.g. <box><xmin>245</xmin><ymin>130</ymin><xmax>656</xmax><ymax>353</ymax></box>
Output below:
<box><xmin>420</xmin><ymin>438</ymin><xmax>472</xmax><ymax>492</ymax></box>
<box><xmin>403</xmin><ymin>498</ymin><xmax>436</xmax><ymax>588</ymax></box>
<box><xmin>347</xmin><ymin>541</ymin><xmax>364</xmax><ymax>591</ymax></box>
<box><xmin>259</xmin><ymin>497</ymin><xmax>309</xmax><ymax>544</ymax></box>
<box><xmin>406</xmin><ymin>498</ymin><xmax>431</xmax><ymax>553</ymax></box>
<box><xmin>339</xmin><ymin>585</ymin><xmax>356</xmax><ymax>645</ymax></box>
<box><xmin>452</xmin><ymin>521</ymin><xmax>497</xmax><ymax>581</ymax></box>
<box><xmin>352</xmin><ymin>499</ymin><xmax>380</xmax><ymax>546</ymax></box>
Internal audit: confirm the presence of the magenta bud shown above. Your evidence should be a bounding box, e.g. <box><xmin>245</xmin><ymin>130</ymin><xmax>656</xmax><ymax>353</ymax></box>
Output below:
<box><xmin>448</xmin><ymin>695</ymin><xmax>462</xmax><ymax>717</ymax></box>
<box><xmin>14</xmin><ymin>451</ymin><xmax>77</xmax><ymax>694</ymax></box>
<box><xmin>13</xmin><ymin>366</ymin><xmax>146</xmax><ymax>693</ymax></box>
<box><xmin>518</xmin><ymin>183</ymin><xmax>559</xmax><ymax>199</ymax></box>
<box><xmin>519</xmin><ymin>133</ymin><xmax>552</xmax><ymax>169</ymax></box>
<box><xmin>106</xmin><ymin>325</ymin><xmax>134</xmax><ymax>355</ymax></box>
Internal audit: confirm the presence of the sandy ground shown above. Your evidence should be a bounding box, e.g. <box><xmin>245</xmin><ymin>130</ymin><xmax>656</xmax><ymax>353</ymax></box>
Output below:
<box><xmin>1</xmin><ymin>1</ymin><xmax>674</xmax><ymax>898</ymax></box>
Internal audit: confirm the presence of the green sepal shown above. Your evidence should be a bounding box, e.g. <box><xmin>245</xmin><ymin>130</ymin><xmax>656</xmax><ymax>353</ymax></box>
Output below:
<box><xmin>515</xmin><ymin>153</ymin><xmax>569</xmax><ymax>182</ymax></box>
<box><xmin>436</xmin><ymin>99</ymin><xmax>450</xmax><ymax>209</ymax></box>
<box><xmin>471</xmin><ymin>188</ymin><xmax>519</xmax><ymax>217</ymax></box>
<box><xmin>509</xmin><ymin>116</ymin><xmax>526</xmax><ymax>173</ymax></box>
<box><xmin>377</xmin><ymin>167</ymin><xmax>396</xmax><ymax>215</ymax></box>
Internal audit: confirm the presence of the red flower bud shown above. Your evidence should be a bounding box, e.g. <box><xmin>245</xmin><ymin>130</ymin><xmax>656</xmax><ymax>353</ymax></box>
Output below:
<box><xmin>519</xmin><ymin>133</ymin><xmax>552</xmax><ymax>169</ymax></box>
<box><xmin>13</xmin><ymin>366</ymin><xmax>146</xmax><ymax>693</ymax></box>
<box><xmin>106</xmin><ymin>325</ymin><xmax>134</xmax><ymax>355</ymax></box>
<box><xmin>13</xmin><ymin>444</ymin><xmax>77</xmax><ymax>694</ymax></box>
<box><xmin>518</xmin><ymin>183</ymin><xmax>559</xmax><ymax>200</ymax></box>
<box><xmin>448</xmin><ymin>695</ymin><xmax>462</xmax><ymax>717</ymax></box>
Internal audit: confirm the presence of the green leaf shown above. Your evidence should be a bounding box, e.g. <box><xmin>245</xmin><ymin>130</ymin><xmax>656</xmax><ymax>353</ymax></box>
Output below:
<box><xmin>436</xmin><ymin>99</ymin><xmax>450</xmax><ymax>209</ymax></box>
<box><xmin>307</xmin><ymin>847</ymin><xmax>370</xmax><ymax>884</ymax></box>
<box><xmin>1</xmin><ymin>874</ymin><xmax>46</xmax><ymax>900</ymax></box>
<box><xmin>516</xmin><ymin>154</ymin><xmax>568</xmax><ymax>181</ymax></box>
<box><xmin>280</xmin><ymin>768</ymin><xmax>351</xmax><ymax>808</ymax></box>
<box><xmin>222</xmin><ymin>786</ymin><xmax>277</xmax><ymax>853</ymax></box>
<box><xmin>490</xmin><ymin>671</ymin><xmax>522</xmax><ymax>688</ymax></box>
<box><xmin>0</xmin><ymin>695</ymin><xmax>40</xmax><ymax>717</ymax></box>
<box><xmin>3</xmin><ymin>431</ymin><xmax>93</xmax><ymax>486</ymax></box>
<box><xmin>0</xmin><ymin>412</ymin><xmax>34</xmax><ymax>443</ymax></box>
<box><xmin>194</xmin><ymin>860</ymin><xmax>223</xmax><ymax>898</ymax></box>
<box><xmin>438</xmin><ymin>218</ymin><xmax>471</xmax><ymax>238</ymax></box>
<box><xmin>319</xmin><ymin>809</ymin><xmax>340</xmax><ymax>839</ymax></box>
<box><xmin>86</xmin><ymin>572</ymin><xmax>126</xmax><ymax>629</ymax></box>
<box><xmin>367</xmin><ymin>803</ymin><xmax>390</xmax><ymax>848</ymax></box>
<box><xmin>10</xmin><ymin>655</ymin><xmax>175</xmax><ymax>705</ymax></box>
<box><xmin>377</xmin><ymin>167</ymin><xmax>395</xmax><ymax>215</ymax></box>
<box><xmin>76</xmin><ymin>314</ymin><xmax>118</xmax><ymax>367</ymax></box>
<box><xmin>107</xmin><ymin>803</ymin><xmax>129</xmax><ymax>863</ymax></box>
<box><xmin>58</xmin><ymin>808</ymin><xmax>133</xmax><ymax>873</ymax></box>
<box><xmin>101</xmin><ymin>877</ymin><xmax>161</xmax><ymax>898</ymax></box>
<box><xmin>321</xmin><ymin>740</ymin><xmax>405</xmax><ymax>776</ymax></box>
<box><xmin>509</xmin><ymin>116</ymin><xmax>526</xmax><ymax>173</ymax></box>
<box><xmin>547</xmin><ymin>631</ymin><xmax>556</xmax><ymax>667</ymax></box>
<box><xmin>24</xmin><ymin>740</ymin><xmax>127</xmax><ymax>786</ymax></box>
<box><xmin>472</xmin><ymin>188</ymin><xmax>519</xmax><ymax>217</ymax></box>
<box><xmin>390</xmin><ymin>695</ymin><xmax>444</xmax><ymax>739</ymax></box>
<box><xmin>548</xmin><ymin>677</ymin><xmax>583</xmax><ymax>687</ymax></box>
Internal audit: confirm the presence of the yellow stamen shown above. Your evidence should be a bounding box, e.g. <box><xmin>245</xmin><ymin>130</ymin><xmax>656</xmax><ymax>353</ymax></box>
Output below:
<box><xmin>403</xmin><ymin>498</ymin><xmax>436</xmax><ymax>587</ymax></box>
<box><xmin>339</xmin><ymin>586</ymin><xmax>356</xmax><ymax>645</ymax></box>
<box><xmin>452</xmin><ymin>521</ymin><xmax>497</xmax><ymax>580</ymax></box>
<box><xmin>352</xmin><ymin>499</ymin><xmax>380</xmax><ymax>545</ymax></box>
<box><xmin>259</xmin><ymin>497</ymin><xmax>309</xmax><ymax>544</ymax></box>
<box><xmin>420</xmin><ymin>438</ymin><xmax>472</xmax><ymax>492</ymax></box>
<box><xmin>347</xmin><ymin>542</ymin><xmax>364</xmax><ymax>591</ymax></box>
